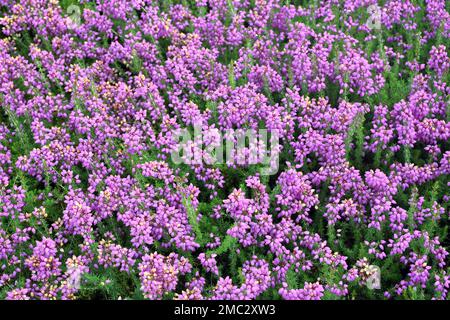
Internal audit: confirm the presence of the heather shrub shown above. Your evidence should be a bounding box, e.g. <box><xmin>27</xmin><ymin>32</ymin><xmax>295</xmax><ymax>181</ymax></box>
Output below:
<box><xmin>0</xmin><ymin>0</ymin><xmax>449</xmax><ymax>300</ymax></box>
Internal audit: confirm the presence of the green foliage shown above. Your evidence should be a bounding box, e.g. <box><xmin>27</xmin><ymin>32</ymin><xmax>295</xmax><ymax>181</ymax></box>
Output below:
<box><xmin>183</xmin><ymin>196</ymin><xmax>205</xmax><ymax>245</ymax></box>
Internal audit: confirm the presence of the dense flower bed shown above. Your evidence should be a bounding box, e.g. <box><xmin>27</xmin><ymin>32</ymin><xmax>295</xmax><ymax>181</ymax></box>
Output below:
<box><xmin>0</xmin><ymin>0</ymin><xmax>449</xmax><ymax>300</ymax></box>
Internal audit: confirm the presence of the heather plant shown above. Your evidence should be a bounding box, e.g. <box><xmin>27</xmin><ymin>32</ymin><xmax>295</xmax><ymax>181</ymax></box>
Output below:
<box><xmin>0</xmin><ymin>0</ymin><xmax>449</xmax><ymax>300</ymax></box>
